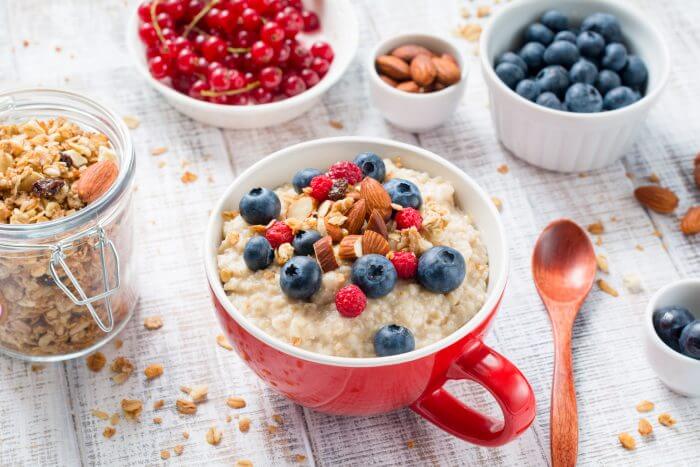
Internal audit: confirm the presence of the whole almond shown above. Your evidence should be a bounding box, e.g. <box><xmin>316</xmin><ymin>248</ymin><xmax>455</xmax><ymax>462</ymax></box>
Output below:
<box><xmin>432</xmin><ymin>56</ymin><xmax>461</xmax><ymax>85</ymax></box>
<box><xmin>313</xmin><ymin>236</ymin><xmax>338</xmax><ymax>272</ymax></box>
<box><xmin>694</xmin><ymin>152</ymin><xmax>700</xmax><ymax>188</ymax></box>
<box><xmin>343</xmin><ymin>199</ymin><xmax>366</xmax><ymax>234</ymax></box>
<box><xmin>634</xmin><ymin>186</ymin><xmax>679</xmax><ymax>213</ymax></box>
<box><xmin>410</xmin><ymin>54</ymin><xmax>437</xmax><ymax>86</ymax></box>
<box><xmin>360</xmin><ymin>177</ymin><xmax>393</xmax><ymax>220</ymax></box>
<box><xmin>338</xmin><ymin>235</ymin><xmax>362</xmax><ymax>260</ymax></box>
<box><xmin>75</xmin><ymin>160</ymin><xmax>119</xmax><ymax>204</ymax></box>
<box><xmin>376</xmin><ymin>55</ymin><xmax>411</xmax><ymax>81</ymax></box>
<box><xmin>379</xmin><ymin>74</ymin><xmax>398</xmax><ymax>87</ymax></box>
<box><xmin>361</xmin><ymin>230</ymin><xmax>390</xmax><ymax>256</ymax></box>
<box><xmin>680</xmin><ymin>206</ymin><xmax>700</xmax><ymax>235</ymax></box>
<box><xmin>390</xmin><ymin>44</ymin><xmax>433</xmax><ymax>62</ymax></box>
<box><xmin>396</xmin><ymin>81</ymin><xmax>420</xmax><ymax>93</ymax></box>
<box><xmin>366</xmin><ymin>209</ymin><xmax>388</xmax><ymax>238</ymax></box>
<box><xmin>441</xmin><ymin>53</ymin><xmax>458</xmax><ymax>65</ymax></box>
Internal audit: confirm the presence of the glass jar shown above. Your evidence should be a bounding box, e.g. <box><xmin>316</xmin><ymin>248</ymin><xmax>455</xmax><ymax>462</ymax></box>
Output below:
<box><xmin>0</xmin><ymin>89</ymin><xmax>137</xmax><ymax>361</ymax></box>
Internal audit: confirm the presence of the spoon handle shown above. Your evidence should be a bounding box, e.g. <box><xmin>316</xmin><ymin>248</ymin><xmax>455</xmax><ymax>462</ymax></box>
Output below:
<box><xmin>551</xmin><ymin>322</ymin><xmax>578</xmax><ymax>467</ymax></box>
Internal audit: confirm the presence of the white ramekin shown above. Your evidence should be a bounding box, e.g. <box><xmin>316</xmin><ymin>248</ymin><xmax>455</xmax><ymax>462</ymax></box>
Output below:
<box><xmin>644</xmin><ymin>279</ymin><xmax>700</xmax><ymax>397</ymax></box>
<box><xmin>368</xmin><ymin>33</ymin><xmax>468</xmax><ymax>132</ymax></box>
<box><xmin>480</xmin><ymin>0</ymin><xmax>670</xmax><ymax>173</ymax></box>
<box><xmin>126</xmin><ymin>0</ymin><xmax>358</xmax><ymax>129</ymax></box>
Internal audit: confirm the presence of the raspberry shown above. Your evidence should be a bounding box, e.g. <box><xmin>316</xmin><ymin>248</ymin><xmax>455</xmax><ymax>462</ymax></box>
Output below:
<box><xmin>335</xmin><ymin>284</ymin><xmax>367</xmax><ymax>318</ymax></box>
<box><xmin>309</xmin><ymin>175</ymin><xmax>333</xmax><ymax>201</ymax></box>
<box><xmin>265</xmin><ymin>221</ymin><xmax>293</xmax><ymax>248</ymax></box>
<box><xmin>391</xmin><ymin>251</ymin><xmax>418</xmax><ymax>279</ymax></box>
<box><xmin>395</xmin><ymin>208</ymin><xmax>423</xmax><ymax>230</ymax></box>
<box><xmin>328</xmin><ymin>161</ymin><xmax>363</xmax><ymax>185</ymax></box>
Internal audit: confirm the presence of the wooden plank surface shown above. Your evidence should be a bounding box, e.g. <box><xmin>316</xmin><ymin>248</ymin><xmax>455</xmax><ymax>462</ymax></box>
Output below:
<box><xmin>0</xmin><ymin>0</ymin><xmax>699</xmax><ymax>465</ymax></box>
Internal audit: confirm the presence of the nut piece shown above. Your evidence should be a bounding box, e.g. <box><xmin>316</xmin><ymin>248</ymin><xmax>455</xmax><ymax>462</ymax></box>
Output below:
<box><xmin>176</xmin><ymin>399</ymin><xmax>197</xmax><ymax>415</ymax></box>
<box><xmin>86</xmin><ymin>352</ymin><xmax>106</xmax><ymax>372</ymax></box>
<box><xmin>362</xmin><ymin>230</ymin><xmax>390</xmax><ymax>256</ymax></box>
<box><xmin>190</xmin><ymin>384</ymin><xmax>208</xmax><ymax>403</ymax></box>
<box><xmin>390</xmin><ymin>44</ymin><xmax>433</xmax><ymax>62</ymax></box>
<box><xmin>658</xmin><ymin>413</ymin><xmax>676</xmax><ymax>427</ymax></box>
<box><xmin>694</xmin><ymin>152</ymin><xmax>700</xmax><ymax>188</ymax></box>
<box><xmin>227</xmin><ymin>396</ymin><xmax>247</xmax><ymax>409</ymax></box>
<box><xmin>360</xmin><ymin>177</ymin><xmax>392</xmax><ymax>221</ymax></box>
<box><xmin>144</xmin><ymin>363</ymin><xmax>164</xmax><ymax>380</ymax></box>
<box><xmin>120</xmin><ymin>399</ymin><xmax>143</xmax><ymax>421</ymax></box>
<box><xmin>339</xmin><ymin>235</ymin><xmax>362</xmax><ymax>260</ymax></box>
<box><xmin>680</xmin><ymin>206</ymin><xmax>700</xmax><ymax>235</ymax></box>
<box><xmin>410</xmin><ymin>54</ymin><xmax>437</xmax><ymax>86</ymax></box>
<box><xmin>618</xmin><ymin>432</ymin><xmax>636</xmax><ymax>450</ymax></box>
<box><xmin>396</xmin><ymin>81</ymin><xmax>420</xmax><ymax>93</ymax></box>
<box><xmin>314</xmin><ymin>236</ymin><xmax>339</xmax><ymax>272</ymax></box>
<box><xmin>597</xmin><ymin>279</ymin><xmax>619</xmax><ymax>297</ymax></box>
<box><xmin>638</xmin><ymin>418</ymin><xmax>653</xmax><ymax>436</ymax></box>
<box><xmin>366</xmin><ymin>209</ymin><xmax>388</xmax><ymax>238</ymax></box>
<box><xmin>343</xmin><ymin>199</ymin><xmax>366</xmax><ymax>234</ymax></box>
<box><xmin>144</xmin><ymin>316</ymin><xmax>163</xmax><ymax>330</ymax></box>
<box><xmin>75</xmin><ymin>160</ymin><xmax>119</xmax><ymax>204</ymax></box>
<box><xmin>633</xmin><ymin>185</ymin><xmax>679</xmax><ymax>213</ymax></box>
<box><xmin>432</xmin><ymin>56</ymin><xmax>461</xmax><ymax>85</ymax></box>
<box><xmin>375</xmin><ymin>55</ymin><xmax>411</xmax><ymax>81</ymax></box>
<box><xmin>286</xmin><ymin>196</ymin><xmax>315</xmax><ymax>220</ymax></box>
<box><xmin>206</xmin><ymin>426</ymin><xmax>223</xmax><ymax>446</ymax></box>
<box><xmin>636</xmin><ymin>400</ymin><xmax>654</xmax><ymax>412</ymax></box>
<box><xmin>239</xmin><ymin>416</ymin><xmax>251</xmax><ymax>432</ymax></box>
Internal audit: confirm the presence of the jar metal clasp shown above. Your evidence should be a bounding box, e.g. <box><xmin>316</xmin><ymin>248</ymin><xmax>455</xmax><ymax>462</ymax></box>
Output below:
<box><xmin>49</xmin><ymin>225</ymin><xmax>120</xmax><ymax>333</ymax></box>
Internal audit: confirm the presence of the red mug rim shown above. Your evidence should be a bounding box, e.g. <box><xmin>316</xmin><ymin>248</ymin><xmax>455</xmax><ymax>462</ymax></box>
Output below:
<box><xmin>204</xmin><ymin>136</ymin><xmax>509</xmax><ymax>368</ymax></box>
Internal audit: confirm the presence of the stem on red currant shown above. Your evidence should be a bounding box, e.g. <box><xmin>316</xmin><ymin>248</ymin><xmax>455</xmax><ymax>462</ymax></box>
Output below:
<box><xmin>200</xmin><ymin>81</ymin><xmax>260</xmax><ymax>97</ymax></box>
<box><xmin>227</xmin><ymin>47</ymin><xmax>251</xmax><ymax>53</ymax></box>
<box><xmin>183</xmin><ymin>0</ymin><xmax>220</xmax><ymax>37</ymax></box>
<box><xmin>149</xmin><ymin>0</ymin><xmax>169</xmax><ymax>50</ymax></box>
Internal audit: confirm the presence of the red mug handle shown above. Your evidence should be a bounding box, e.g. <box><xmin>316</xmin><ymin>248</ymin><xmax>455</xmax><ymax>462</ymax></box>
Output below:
<box><xmin>411</xmin><ymin>339</ymin><xmax>536</xmax><ymax>446</ymax></box>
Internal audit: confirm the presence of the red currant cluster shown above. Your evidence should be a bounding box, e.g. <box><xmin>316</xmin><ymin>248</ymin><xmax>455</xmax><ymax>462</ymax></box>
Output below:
<box><xmin>137</xmin><ymin>0</ymin><xmax>335</xmax><ymax>105</ymax></box>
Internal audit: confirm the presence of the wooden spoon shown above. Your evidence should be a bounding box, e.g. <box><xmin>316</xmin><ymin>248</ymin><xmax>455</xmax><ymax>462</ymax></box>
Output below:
<box><xmin>532</xmin><ymin>219</ymin><xmax>597</xmax><ymax>467</ymax></box>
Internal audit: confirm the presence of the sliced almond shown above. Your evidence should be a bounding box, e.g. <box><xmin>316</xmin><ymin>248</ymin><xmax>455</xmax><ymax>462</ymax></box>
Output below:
<box><xmin>75</xmin><ymin>160</ymin><xmax>119</xmax><ymax>204</ymax></box>
<box><xmin>339</xmin><ymin>235</ymin><xmax>362</xmax><ymax>260</ymax></box>
<box><xmin>343</xmin><ymin>199</ymin><xmax>366</xmax><ymax>234</ymax></box>
<box><xmin>286</xmin><ymin>196</ymin><xmax>315</xmax><ymax>220</ymax></box>
<box><xmin>634</xmin><ymin>185</ymin><xmax>679</xmax><ymax>213</ymax></box>
<box><xmin>366</xmin><ymin>209</ymin><xmax>388</xmax><ymax>238</ymax></box>
<box><xmin>323</xmin><ymin>217</ymin><xmax>344</xmax><ymax>243</ymax></box>
<box><xmin>360</xmin><ymin>177</ymin><xmax>392</xmax><ymax>221</ymax></box>
<box><xmin>362</xmin><ymin>230</ymin><xmax>390</xmax><ymax>256</ymax></box>
<box><xmin>313</xmin><ymin>236</ymin><xmax>338</xmax><ymax>272</ymax></box>
<box><xmin>680</xmin><ymin>206</ymin><xmax>700</xmax><ymax>235</ymax></box>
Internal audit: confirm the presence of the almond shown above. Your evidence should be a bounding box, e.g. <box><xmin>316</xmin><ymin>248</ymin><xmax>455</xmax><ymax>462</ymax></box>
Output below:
<box><xmin>286</xmin><ymin>196</ymin><xmax>315</xmax><ymax>220</ymax></box>
<box><xmin>694</xmin><ymin>152</ymin><xmax>700</xmax><ymax>188</ymax></box>
<box><xmin>379</xmin><ymin>74</ymin><xmax>398</xmax><ymax>87</ymax></box>
<box><xmin>366</xmin><ymin>209</ymin><xmax>388</xmax><ymax>238</ymax></box>
<box><xmin>410</xmin><ymin>54</ymin><xmax>437</xmax><ymax>86</ymax></box>
<box><xmin>360</xmin><ymin>177</ymin><xmax>392</xmax><ymax>221</ymax></box>
<box><xmin>362</xmin><ymin>230</ymin><xmax>390</xmax><ymax>256</ymax></box>
<box><xmin>396</xmin><ymin>81</ymin><xmax>420</xmax><ymax>93</ymax></box>
<box><xmin>375</xmin><ymin>55</ymin><xmax>411</xmax><ymax>81</ymax></box>
<box><xmin>313</xmin><ymin>236</ymin><xmax>338</xmax><ymax>272</ymax></box>
<box><xmin>634</xmin><ymin>185</ymin><xmax>679</xmax><ymax>213</ymax></box>
<box><xmin>441</xmin><ymin>53</ymin><xmax>458</xmax><ymax>65</ymax></box>
<box><xmin>75</xmin><ymin>160</ymin><xmax>118</xmax><ymax>204</ymax></box>
<box><xmin>432</xmin><ymin>56</ymin><xmax>461</xmax><ymax>85</ymax></box>
<box><xmin>338</xmin><ymin>235</ymin><xmax>362</xmax><ymax>260</ymax></box>
<box><xmin>324</xmin><ymin>217</ymin><xmax>344</xmax><ymax>243</ymax></box>
<box><xmin>390</xmin><ymin>44</ymin><xmax>433</xmax><ymax>62</ymax></box>
<box><xmin>344</xmin><ymin>199</ymin><xmax>366</xmax><ymax>234</ymax></box>
<box><xmin>680</xmin><ymin>206</ymin><xmax>700</xmax><ymax>235</ymax></box>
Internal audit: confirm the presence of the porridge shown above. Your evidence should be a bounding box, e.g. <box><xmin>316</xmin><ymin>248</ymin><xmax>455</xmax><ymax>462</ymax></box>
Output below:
<box><xmin>217</xmin><ymin>154</ymin><xmax>489</xmax><ymax>358</ymax></box>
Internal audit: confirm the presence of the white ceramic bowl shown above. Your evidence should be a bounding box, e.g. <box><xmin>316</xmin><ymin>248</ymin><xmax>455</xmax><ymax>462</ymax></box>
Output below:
<box><xmin>480</xmin><ymin>0</ymin><xmax>670</xmax><ymax>172</ymax></box>
<box><xmin>368</xmin><ymin>33</ymin><xmax>468</xmax><ymax>132</ymax></box>
<box><xmin>644</xmin><ymin>279</ymin><xmax>700</xmax><ymax>397</ymax></box>
<box><xmin>126</xmin><ymin>1</ymin><xmax>358</xmax><ymax>129</ymax></box>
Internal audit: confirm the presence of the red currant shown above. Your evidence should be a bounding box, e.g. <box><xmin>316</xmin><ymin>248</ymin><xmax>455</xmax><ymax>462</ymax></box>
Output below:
<box><xmin>163</xmin><ymin>0</ymin><xmax>185</xmax><ymax>21</ymax></box>
<box><xmin>248</xmin><ymin>0</ymin><xmax>274</xmax><ymax>13</ymax></box>
<box><xmin>137</xmin><ymin>2</ymin><xmax>152</xmax><ymax>22</ymax></box>
<box><xmin>209</xmin><ymin>94</ymin><xmax>228</xmax><ymax>104</ymax></box>
<box><xmin>229</xmin><ymin>70</ymin><xmax>246</xmax><ymax>89</ymax></box>
<box><xmin>138</xmin><ymin>22</ymin><xmax>158</xmax><ymax>46</ymax></box>
<box><xmin>234</xmin><ymin>29</ymin><xmax>254</xmax><ymax>48</ymax></box>
<box><xmin>186</xmin><ymin>0</ymin><xmax>204</xmax><ymax>19</ymax></box>
<box><xmin>204</xmin><ymin>7</ymin><xmax>221</xmax><ymax>29</ymax></box>
<box><xmin>193</xmin><ymin>33</ymin><xmax>207</xmax><ymax>51</ymax></box>
<box><xmin>301</xmin><ymin>11</ymin><xmax>320</xmax><ymax>32</ymax></box>
<box><xmin>216</xmin><ymin>9</ymin><xmax>236</xmax><ymax>31</ymax></box>
<box><xmin>209</xmin><ymin>67</ymin><xmax>231</xmax><ymax>91</ymax></box>
<box><xmin>160</xmin><ymin>27</ymin><xmax>176</xmax><ymax>40</ymax></box>
<box><xmin>172</xmin><ymin>72</ymin><xmax>197</xmax><ymax>93</ymax></box>
<box><xmin>310</xmin><ymin>57</ymin><xmax>330</xmax><ymax>76</ymax></box>
<box><xmin>259</xmin><ymin>66</ymin><xmax>282</xmax><ymax>89</ymax></box>
<box><xmin>155</xmin><ymin>12</ymin><xmax>174</xmax><ymax>29</ymax></box>
<box><xmin>229</xmin><ymin>93</ymin><xmax>250</xmax><ymax>105</ymax></box>
<box><xmin>310</xmin><ymin>41</ymin><xmax>333</xmax><ymax>61</ymax></box>
<box><xmin>252</xmin><ymin>87</ymin><xmax>272</xmax><ymax>103</ymax></box>
<box><xmin>300</xmin><ymin>68</ymin><xmax>320</xmax><ymax>87</ymax></box>
<box><xmin>176</xmin><ymin>48</ymin><xmax>196</xmax><ymax>73</ymax></box>
<box><xmin>288</xmin><ymin>0</ymin><xmax>303</xmax><ymax>9</ymax></box>
<box><xmin>260</xmin><ymin>21</ymin><xmax>285</xmax><ymax>46</ymax></box>
<box><xmin>148</xmin><ymin>55</ymin><xmax>171</xmax><ymax>79</ymax></box>
<box><xmin>275</xmin><ymin>43</ymin><xmax>291</xmax><ymax>64</ymax></box>
<box><xmin>166</xmin><ymin>36</ymin><xmax>190</xmax><ymax>56</ymax></box>
<box><xmin>227</xmin><ymin>0</ymin><xmax>247</xmax><ymax>16</ymax></box>
<box><xmin>189</xmin><ymin>79</ymin><xmax>208</xmax><ymax>99</ymax></box>
<box><xmin>193</xmin><ymin>56</ymin><xmax>209</xmax><ymax>74</ymax></box>
<box><xmin>290</xmin><ymin>44</ymin><xmax>311</xmax><ymax>68</ymax></box>
<box><xmin>241</xmin><ymin>8</ymin><xmax>261</xmax><ymax>31</ymax></box>
<box><xmin>282</xmin><ymin>75</ymin><xmax>306</xmax><ymax>97</ymax></box>
<box><xmin>202</xmin><ymin>35</ymin><xmax>227</xmax><ymax>62</ymax></box>
<box><xmin>251</xmin><ymin>40</ymin><xmax>274</xmax><ymax>65</ymax></box>
<box><xmin>276</xmin><ymin>8</ymin><xmax>303</xmax><ymax>39</ymax></box>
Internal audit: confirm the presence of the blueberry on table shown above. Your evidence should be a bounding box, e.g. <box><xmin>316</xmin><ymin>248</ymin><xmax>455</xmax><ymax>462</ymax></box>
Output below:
<box><xmin>565</xmin><ymin>83</ymin><xmax>603</xmax><ymax>113</ymax></box>
<box><xmin>417</xmin><ymin>246</ymin><xmax>466</xmax><ymax>294</ymax></box>
<box><xmin>570</xmin><ymin>59</ymin><xmax>599</xmax><ymax>85</ymax></box>
<box><xmin>554</xmin><ymin>30</ymin><xmax>577</xmax><ymax>44</ymax></box>
<box><xmin>601</xmin><ymin>43</ymin><xmax>628</xmax><ymax>72</ymax></box>
<box><xmin>621</xmin><ymin>55</ymin><xmax>648</xmax><ymax>89</ymax></box>
<box><xmin>495</xmin><ymin>62</ymin><xmax>525</xmax><ymax>90</ymax></box>
<box><xmin>679</xmin><ymin>320</ymin><xmax>700</xmax><ymax>359</ymax></box>
<box><xmin>374</xmin><ymin>324</ymin><xmax>415</xmax><ymax>357</ymax></box>
<box><xmin>603</xmin><ymin>86</ymin><xmax>639</xmax><ymax>110</ymax></box>
<box><xmin>292</xmin><ymin>229</ymin><xmax>322</xmax><ymax>256</ymax></box>
<box><xmin>243</xmin><ymin>236</ymin><xmax>275</xmax><ymax>271</ymax></box>
<box><xmin>519</xmin><ymin>42</ymin><xmax>546</xmax><ymax>72</ymax></box>
<box><xmin>595</xmin><ymin>69</ymin><xmax>622</xmax><ymax>96</ymax></box>
<box><xmin>353</xmin><ymin>152</ymin><xmax>386</xmax><ymax>182</ymax></box>
<box><xmin>292</xmin><ymin>168</ymin><xmax>323</xmax><ymax>193</ymax></box>
<box><xmin>543</xmin><ymin>41</ymin><xmax>580</xmax><ymax>68</ymax></box>
<box><xmin>653</xmin><ymin>306</ymin><xmax>695</xmax><ymax>352</ymax></box>
<box><xmin>541</xmin><ymin>10</ymin><xmax>569</xmax><ymax>32</ymax></box>
<box><xmin>239</xmin><ymin>187</ymin><xmax>281</xmax><ymax>225</ymax></box>
<box><xmin>496</xmin><ymin>51</ymin><xmax>528</xmax><ymax>74</ymax></box>
<box><xmin>581</xmin><ymin>12</ymin><xmax>623</xmax><ymax>43</ymax></box>
<box><xmin>576</xmin><ymin>31</ymin><xmax>606</xmax><ymax>59</ymax></box>
<box><xmin>516</xmin><ymin>79</ymin><xmax>541</xmax><ymax>101</ymax></box>
<box><xmin>351</xmin><ymin>254</ymin><xmax>398</xmax><ymax>299</ymax></box>
<box><xmin>535</xmin><ymin>65</ymin><xmax>570</xmax><ymax>97</ymax></box>
<box><xmin>536</xmin><ymin>92</ymin><xmax>565</xmax><ymax>110</ymax></box>
<box><xmin>524</xmin><ymin>22</ymin><xmax>554</xmax><ymax>45</ymax></box>
<box><xmin>383</xmin><ymin>178</ymin><xmax>422</xmax><ymax>209</ymax></box>
<box><xmin>280</xmin><ymin>256</ymin><xmax>322</xmax><ymax>300</ymax></box>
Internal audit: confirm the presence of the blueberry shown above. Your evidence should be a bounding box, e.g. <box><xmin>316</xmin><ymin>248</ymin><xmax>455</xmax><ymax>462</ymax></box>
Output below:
<box><xmin>292</xmin><ymin>229</ymin><xmax>322</xmax><ymax>256</ymax></box>
<box><xmin>576</xmin><ymin>31</ymin><xmax>605</xmax><ymax>59</ymax></box>
<box><xmin>495</xmin><ymin>62</ymin><xmax>525</xmax><ymax>90</ymax></box>
<box><xmin>554</xmin><ymin>30</ymin><xmax>577</xmax><ymax>43</ymax></box>
<box><xmin>292</xmin><ymin>168</ymin><xmax>322</xmax><ymax>194</ymax></box>
<box><xmin>524</xmin><ymin>22</ymin><xmax>554</xmax><ymax>45</ymax></box>
<box><xmin>353</xmin><ymin>152</ymin><xmax>386</xmax><ymax>182</ymax></box>
<box><xmin>543</xmin><ymin>41</ymin><xmax>580</xmax><ymax>68</ymax></box>
<box><xmin>595</xmin><ymin>69</ymin><xmax>622</xmax><ymax>96</ymax></box>
<box><xmin>516</xmin><ymin>79</ymin><xmax>541</xmax><ymax>101</ymax></box>
<box><xmin>383</xmin><ymin>178</ymin><xmax>422</xmax><ymax>209</ymax></box>
<box><xmin>374</xmin><ymin>324</ymin><xmax>415</xmax><ymax>357</ymax></box>
<box><xmin>603</xmin><ymin>86</ymin><xmax>639</xmax><ymax>110</ymax></box>
<box><xmin>496</xmin><ymin>51</ymin><xmax>528</xmax><ymax>74</ymax></box>
<box><xmin>541</xmin><ymin>10</ymin><xmax>568</xmax><ymax>32</ymax></box>
<box><xmin>535</xmin><ymin>65</ymin><xmax>570</xmax><ymax>98</ymax></box>
<box><xmin>351</xmin><ymin>254</ymin><xmax>397</xmax><ymax>298</ymax></box>
<box><xmin>581</xmin><ymin>12</ymin><xmax>623</xmax><ymax>43</ymax></box>
<box><xmin>242</xmin><ymin>236</ymin><xmax>274</xmax><ymax>271</ymax></box>
<box><xmin>536</xmin><ymin>92</ymin><xmax>565</xmax><ymax>110</ymax></box>
<box><xmin>280</xmin><ymin>256</ymin><xmax>322</xmax><ymax>300</ymax></box>
<box><xmin>417</xmin><ymin>246</ymin><xmax>466</xmax><ymax>293</ymax></box>
<box><xmin>565</xmin><ymin>83</ymin><xmax>603</xmax><ymax>113</ymax></box>
<box><xmin>653</xmin><ymin>306</ymin><xmax>695</xmax><ymax>352</ymax></box>
<box><xmin>621</xmin><ymin>55</ymin><xmax>648</xmax><ymax>90</ymax></box>
<box><xmin>519</xmin><ymin>42</ymin><xmax>546</xmax><ymax>72</ymax></box>
<box><xmin>570</xmin><ymin>59</ymin><xmax>598</xmax><ymax>85</ymax></box>
<box><xmin>601</xmin><ymin>43</ymin><xmax>628</xmax><ymax>71</ymax></box>
<box><xmin>679</xmin><ymin>320</ymin><xmax>700</xmax><ymax>360</ymax></box>
<box><xmin>239</xmin><ymin>187</ymin><xmax>281</xmax><ymax>225</ymax></box>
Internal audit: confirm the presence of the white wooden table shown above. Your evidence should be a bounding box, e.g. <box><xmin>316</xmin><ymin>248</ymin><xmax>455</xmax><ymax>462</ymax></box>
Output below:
<box><xmin>1</xmin><ymin>0</ymin><xmax>699</xmax><ymax>465</ymax></box>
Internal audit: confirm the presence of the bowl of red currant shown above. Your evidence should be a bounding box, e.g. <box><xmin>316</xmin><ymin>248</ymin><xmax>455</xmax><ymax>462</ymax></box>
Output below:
<box><xmin>128</xmin><ymin>0</ymin><xmax>358</xmax><ymax>128</ymax></box>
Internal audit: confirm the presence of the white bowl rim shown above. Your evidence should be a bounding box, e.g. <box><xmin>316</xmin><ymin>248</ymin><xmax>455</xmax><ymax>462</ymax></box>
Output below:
<box><xmin>479</xmin><ymin>0</ymin><xmax>671</xmax><ymax>120</ymax></box>
<box><xmin>367</xmin><ymin>32</ymin><xmax>469</xmax><ymax>100</ymax></box>
<box><xmin>645</xmin><ymin>278</ymin><xmax>700</xmax><ymax>365</ymax></box>
<box><xmin>125</xmin><ymin>0</ymin><xmax>359</xmax><ymax>115</ymax></box>
<box><xmin>204</xmin><ymin>136</ymin><xmax>509</xmax><ymax>368</ymax></box>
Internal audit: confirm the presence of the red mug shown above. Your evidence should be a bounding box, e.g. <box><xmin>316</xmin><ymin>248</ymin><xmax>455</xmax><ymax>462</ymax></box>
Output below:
<box><xmin>205</xmin><ymin>137</ymin><xmax>536</xmax><ymax>446</ymax></box>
